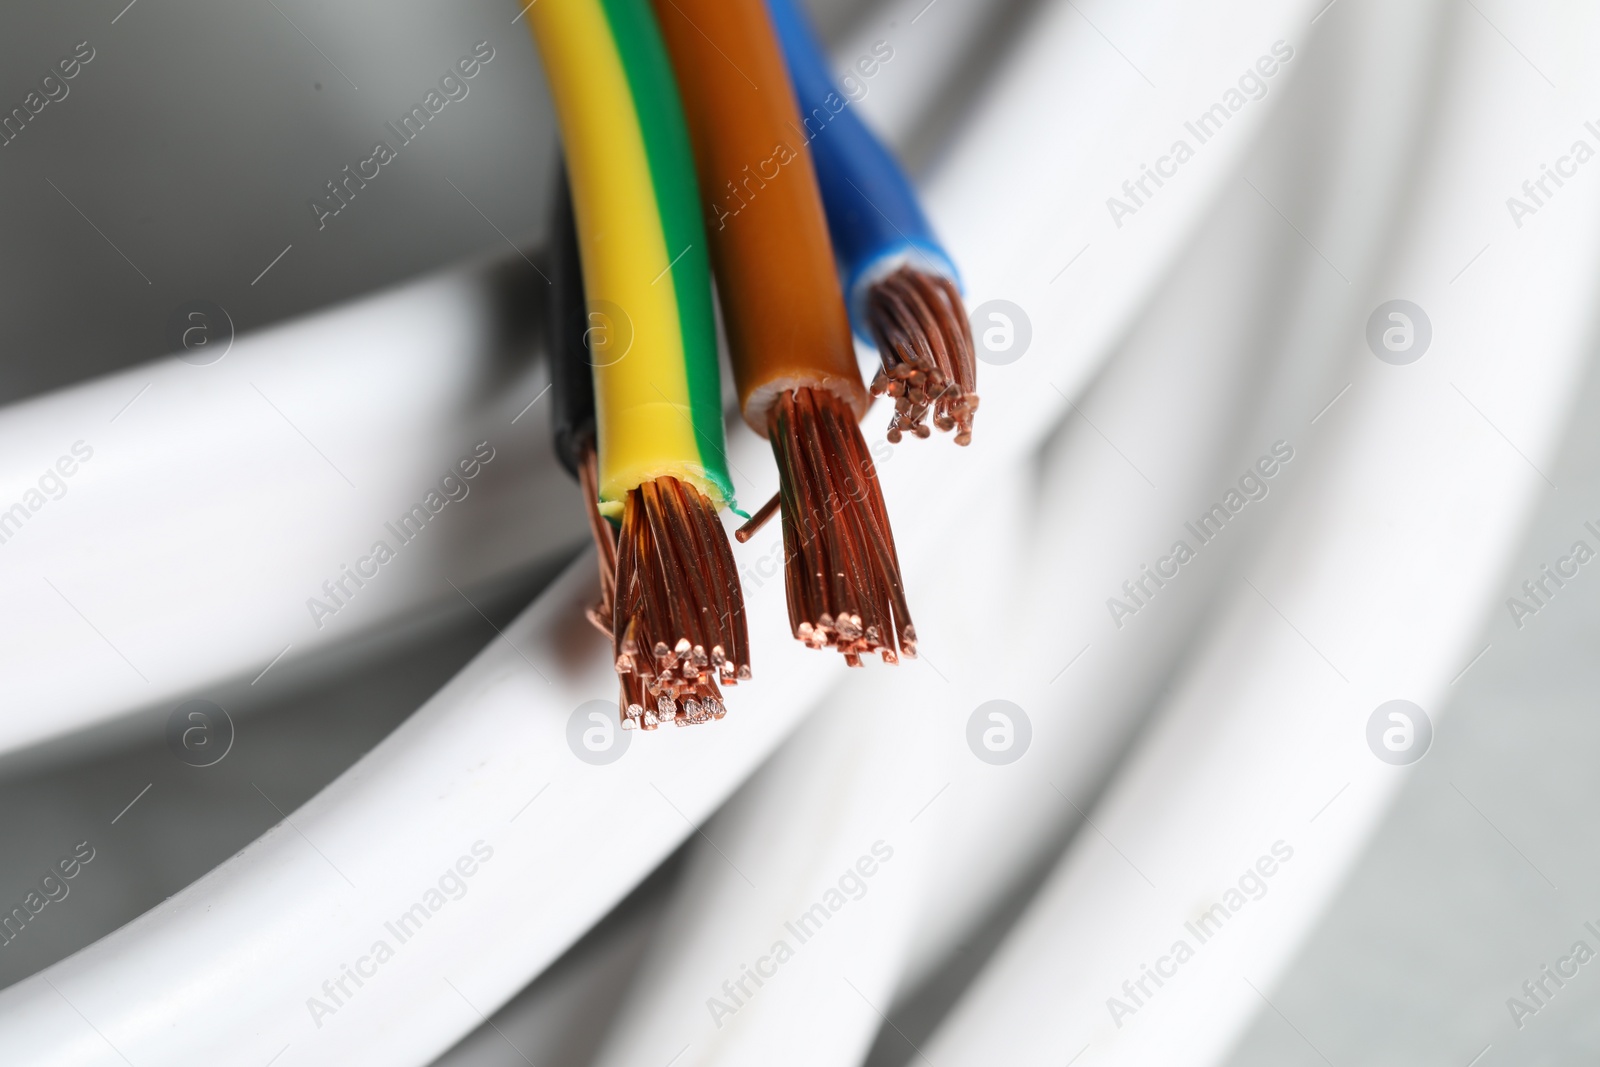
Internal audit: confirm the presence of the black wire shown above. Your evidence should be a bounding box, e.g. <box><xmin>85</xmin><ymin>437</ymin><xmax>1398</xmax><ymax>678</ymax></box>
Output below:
<box><xmin>547</xmin><ymin>156</ymin><xmax>595</xmax><ymax>480</ymax></box>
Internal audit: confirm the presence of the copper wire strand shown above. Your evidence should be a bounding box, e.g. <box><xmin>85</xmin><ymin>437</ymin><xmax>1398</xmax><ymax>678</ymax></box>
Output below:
<box><xmin>610</xmin><ymin>476</ymin><xmax>747</xmax><ymax>730</ymax></box>
<box><xmin>660</xmin><ymin>481</ymin><xmax>716</xmax><ymax>670</ymax></box>
<box><xmin>578</xmin><ymin>446</ymin><xmax>619</xmax><ymax>637</ymax></box>
<box><xmin>621</xmin><ymin>486</ymin><xmax>679</xmax><ymax>727</ymax></box>
<box><xmin>814</xmin><ymin>419</ymin><xmax>884</xmax><ymax>660</ymax></box>
<box><xmin>638</xmin><ymin>481</ymin><xmax>692</xmax><ymax>664</ymax></box>
<box><xmin>793</xmin><ymin>396</ymin><xmax>843</xmax><ymax>619</ymax></box>
<box><xmin>873</xmin><ymin>268</ymin><xmax>973</xmax><ymax>438</ymax></box>
<box><xmin>816</xmin><ymin>393</ymin><xmax>894</xmax><ymax>660</ymax></box>
<box><xmin>670</xmin><ymin>481</ymin><xmax>734</xmax><ymax>720</ymax></box>
<box><xmin>613</xmin><ymin>536</ymin><xmax>640</xmax><ymax>668</ymax></box>
<box><xmin>766</xmin><ymin>387</ymin><xmax>915</xmax><ymax>663</ymax></box>
<box><xmin>734</xmin><ymin>491</ymin><xmax>782</xmax><ymax>543</ymax></box>
<box><xmin>823</xmin><ymin>395</ymin><xmax>915</xmax><ymax>657</ymax></box>
<box><xmin>867</xmin><ymin>266</ymin><xmax>980</xmax><ymax>446</ymax></box>
<box><xmin>685</xmin><ymin>484</ymin><xmax>750</xmax><ymax>679</ymax></box>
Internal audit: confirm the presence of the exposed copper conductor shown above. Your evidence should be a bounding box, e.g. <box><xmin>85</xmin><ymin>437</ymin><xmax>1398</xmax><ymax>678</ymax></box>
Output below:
<box><xmin>769</xmin><ymin>387</ymin><xmax>916</xmax><ymax>666</ymax></box>
<box><xmin>866</xmin><ymin>266</ymin><xmax>980</xmax><ymax>446</ymax></box>
<box><xmin>733</xmin><ymin>490</ymin><xmax>781</xmax><ymax>544</ymax></box>
<box><xmin>612</xmin><ymin>476</ymin><xmax>750</xmax><ymax>730</ymax></box>
<box><xmin>578</xmin><ymin>447</ymin><xmax>618</xmax><ymax>638</ymax></box>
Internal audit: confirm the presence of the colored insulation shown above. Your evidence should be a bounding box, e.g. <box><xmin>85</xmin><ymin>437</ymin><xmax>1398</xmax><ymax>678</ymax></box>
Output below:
<box><xmin>647</xmin><ymin>0</ymin><xmax>869</xmax><ymax>433</ymax></box>
<box><xmin>764</xmin><ymin>0</ymin><xmax>961</xmax><ymax>339</ymax></box>
<box><xmin>525</xmin><ymin>0</ymin><xmax>732</xmax><ymax>515</ymax></box>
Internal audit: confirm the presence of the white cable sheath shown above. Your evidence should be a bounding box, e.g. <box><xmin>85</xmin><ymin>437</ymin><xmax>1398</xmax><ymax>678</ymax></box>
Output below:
<box><xmin>902</xmin><ymin>0</ymin><xmax>1452</xmax><ymax>996</ymax></box>
<box><xmin>923</xmin><ymin>7</ymin><xmax>1600</xmax><ymax>1066</ymax></box>
<box><xmin>0</xmin><ymin>253</ymin><xmax>582</xmax><ymax>765</ymax></box>
<box><xmin>0</xmin><ymin>1</ymin><xmax>1347</xmax><ymax>1064</ymax></box>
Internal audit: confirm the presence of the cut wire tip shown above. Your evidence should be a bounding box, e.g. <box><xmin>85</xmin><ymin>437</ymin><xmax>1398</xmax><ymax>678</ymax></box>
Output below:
<box><xmin>578</xmin><ymin>454</ymin><xmax>748</xmax><ymax>730</ymax></box>
<box><xmin>612</xmin><ymin>475</ymin><xmax>750</xmax><ymax>730</ymax></box>
<box><xmin>866</xmin><ymin>265</ymin><xmax>979</xmax><ymax>446</ymax></box>
<box><xmin>734</xmin><ymin>491</ymin><xmax>781</xmax><ymax>543</ymax></box>
<box><xmin>768</xmin><ymin>386</ymin><xmax>915</xmax><ymax>665</ymax></box>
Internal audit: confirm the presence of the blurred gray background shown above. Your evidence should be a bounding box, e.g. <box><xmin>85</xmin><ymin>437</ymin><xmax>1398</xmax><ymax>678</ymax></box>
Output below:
<box><xmin>0</xmin><ymin>0</ymin><xmax>556</xmax><ymax>404</ymax></box>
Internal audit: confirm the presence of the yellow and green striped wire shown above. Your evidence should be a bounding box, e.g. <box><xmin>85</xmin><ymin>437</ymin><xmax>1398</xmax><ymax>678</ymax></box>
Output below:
<box><xmin>526</xmin><ymin>0</ymin><xmax>732</xmax><ymax>519</ymax></box>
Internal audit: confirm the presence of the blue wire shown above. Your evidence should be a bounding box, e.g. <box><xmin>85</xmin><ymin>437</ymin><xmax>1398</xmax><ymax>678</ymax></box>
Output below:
<box><xmin>765</xmin><ymin>0</ymin><xmax>961</xmax><ymax>343</ymax></box>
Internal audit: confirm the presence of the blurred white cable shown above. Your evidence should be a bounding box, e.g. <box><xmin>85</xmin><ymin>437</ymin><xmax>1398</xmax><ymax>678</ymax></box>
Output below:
<box><xmin>904</xmin><ymin>0</ymin><xmax>1452</xmax><ymax>996</ymax></box>
<box><xmin>925</xmin><ymin>5</ymin><xmax>1600</xmax><ymax>1065</ymax></box>
<box><xmin>0</xmin><ymin>252</ymin><xmax>582</xmax><ymax>766</ymax></box>
<box><xmin>0</xmin><ymin>0</ymin><xmax>1331</xmax><ymax>1064</ymax></box>
<box><xmin>838</xmin><ymin>0</ymin><xmax>1002</xmax><ymax>146</ymax></box>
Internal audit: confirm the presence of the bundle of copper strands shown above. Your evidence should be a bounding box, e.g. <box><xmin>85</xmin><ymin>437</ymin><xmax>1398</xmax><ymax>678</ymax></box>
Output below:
<box><xmin>767</xmin><ymin>388</ymin><xmax>915</xmax><ymax>664</ymax></box>
<box><xmin>582</xmin><ymin>460</ymin><xmax>750</xmax><ymax>730</ymax></box>
<box><xmin>867</xmin><ymin>265</ymin><xmax>980</xmax><ymax>447</ymax></box>
<box><xmin>612</xmin><ymin>477</ymin><xmax>750</xmax><ymax>729</ymax></box>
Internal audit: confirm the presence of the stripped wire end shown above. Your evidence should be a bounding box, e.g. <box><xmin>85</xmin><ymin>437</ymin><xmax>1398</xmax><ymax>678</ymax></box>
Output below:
<box><xmin>577</xmin><ymin>446</ymin><xmax>619</xmax><ymax>638</ymax></box>
<box><xmin>613</xmin><ymin>476</ymin><xmax>749</xmax><ymax>730</ymax></box>
<box><xmin>866</xmin><ymin>265</ymin><xmax>979</xmax><ymax>446</ymax></box>
<box><xmin>769</xmin><ymin>387</ymin><xmax>915</xmax><ymax>665</ymax></box>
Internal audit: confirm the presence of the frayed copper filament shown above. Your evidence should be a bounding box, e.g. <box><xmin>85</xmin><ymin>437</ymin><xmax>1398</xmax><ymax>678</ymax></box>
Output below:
<box><xmin>734</xmin><ymin>491</ymin><xmax>781</xmax><ymax>544</ymax></box>
<box><xmin>866</xmin><ymin>265</ymin><xmax>980</xmax><ymax>446</ymax></box>
<box><xmin>578</xmin><ymin>446</ymin><xmax>618</xmax><ymax>637</ymax></box>
<box><xmin>768</xmin><ymin>387</ymin><xmax>915</xmax><ymax>666</ymax></box>
<box><xmin>612</xmin><ymin>475</ymin><xmax>750</xmax><ymax>730</ymax></box>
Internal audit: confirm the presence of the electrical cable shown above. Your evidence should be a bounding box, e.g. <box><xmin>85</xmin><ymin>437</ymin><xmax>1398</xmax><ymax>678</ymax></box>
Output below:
<box><xmin>765</xmin><ymin>0</ymin><xmax>979</xmax><ymax>445</ymax></box>
<box><xmin>527</xmin><ymin>0</ymin><xmax>750</xmax><ymax>727</ymax></box>
<box><xmin>649</xmin><ymin>0</ymin><xmax>916</xmax><ymax>664</ymax></box>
